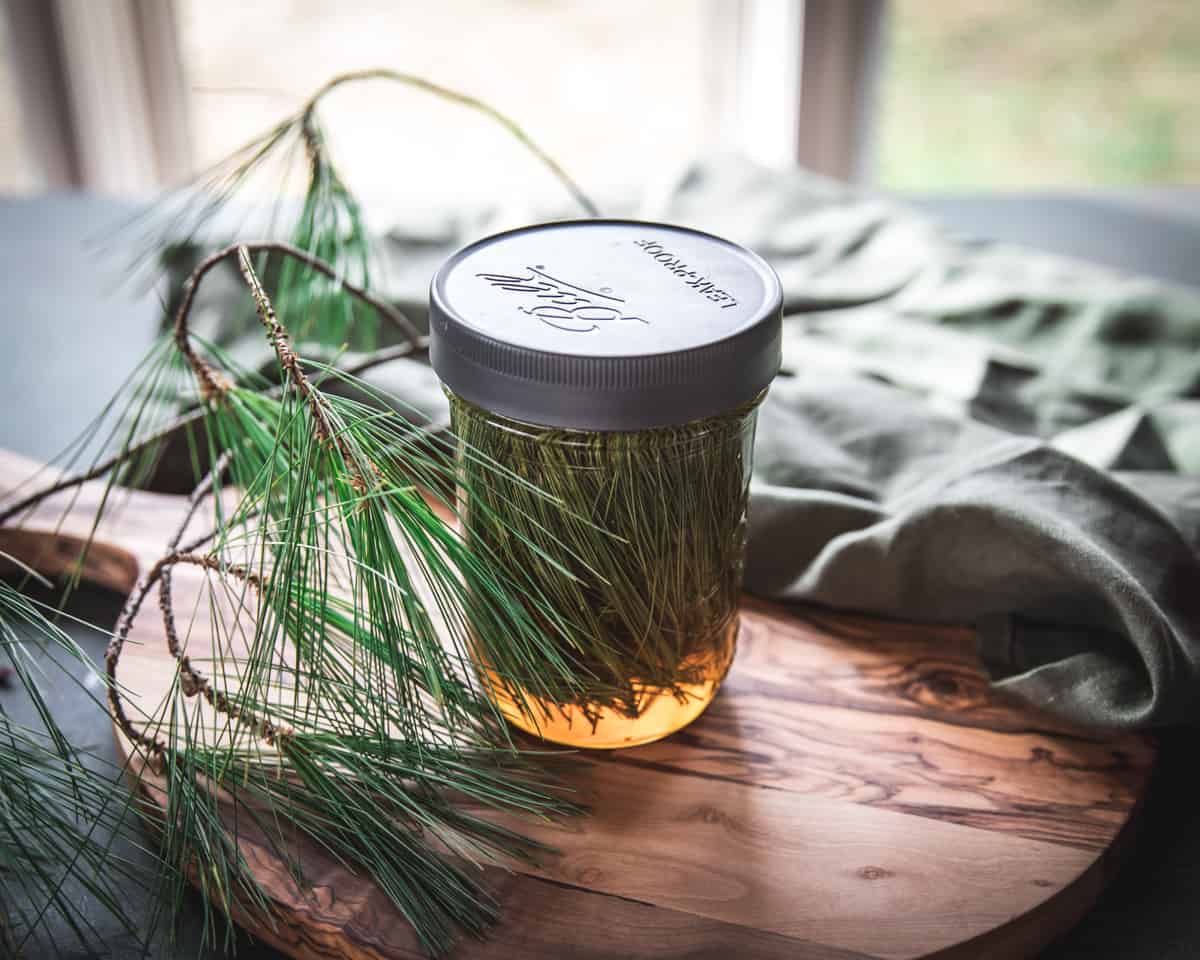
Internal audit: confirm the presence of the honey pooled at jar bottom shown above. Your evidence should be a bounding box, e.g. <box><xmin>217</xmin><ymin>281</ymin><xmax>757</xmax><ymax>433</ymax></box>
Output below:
<box><xmin>481</xmin><ymin>618</ymin><xmax>738</xmax><ymax>749</ymax></box>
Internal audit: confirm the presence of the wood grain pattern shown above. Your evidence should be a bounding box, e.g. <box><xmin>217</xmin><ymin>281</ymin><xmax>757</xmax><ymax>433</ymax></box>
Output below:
<box><xmin>617</xmin><ymin>607</ymin><xmax>1150</xmax><ymax>853</ymax></box>
<box><xmin>0</xmin><ymin>448</ymin><xmax>1155</xmax><ymax>959</ymax></box>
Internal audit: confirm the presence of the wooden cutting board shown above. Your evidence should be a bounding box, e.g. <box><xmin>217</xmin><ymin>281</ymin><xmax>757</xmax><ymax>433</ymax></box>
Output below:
<box><xmin>0</xmin><ymin>448</ymin><xmax>1155</xmax><ymax>960</ymax></box>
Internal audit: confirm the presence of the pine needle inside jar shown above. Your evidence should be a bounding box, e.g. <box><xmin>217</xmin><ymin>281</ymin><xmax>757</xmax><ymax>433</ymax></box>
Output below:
<box><xmin>430</xmin><ymin>220</ymin><xmax>782</xmax><ymax>748</ymax></box>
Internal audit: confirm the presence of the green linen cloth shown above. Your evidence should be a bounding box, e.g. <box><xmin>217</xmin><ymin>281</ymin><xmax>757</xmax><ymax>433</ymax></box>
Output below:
<box><xmin>179</xmin><ymin>155</ymin><xmax>1200</xmax><ymax>729</ymax></box>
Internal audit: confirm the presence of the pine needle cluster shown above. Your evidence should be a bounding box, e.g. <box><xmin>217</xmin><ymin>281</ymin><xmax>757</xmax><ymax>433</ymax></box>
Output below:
<box><xmin>0</xmin><ymin>70</ymin><xmax>601</xmax><ymax>956</ymax></box>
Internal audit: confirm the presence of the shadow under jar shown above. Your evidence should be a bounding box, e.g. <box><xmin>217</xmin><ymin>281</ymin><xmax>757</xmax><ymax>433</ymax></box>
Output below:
<box><xmin>429</xmin><ymin>219</ymin><xmax>782</xmax><ymax>748</ymax></box>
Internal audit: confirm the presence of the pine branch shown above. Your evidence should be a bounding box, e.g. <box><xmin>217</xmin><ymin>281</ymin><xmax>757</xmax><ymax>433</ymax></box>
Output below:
<box><xmin>92</xmin><ymin>254</ymin><xmax>592</xmax><ymax>955</ymax></box>
<box><xmin>0</xmin><ymin>580</ymin><xmax>155</xmax><ymax>956</ymax></box>
<box><xmin>0</xmin><ymin>71</ymin><xmax>607</xmax><ymax>957</ymax></box>
<box><xmin>127</xmin><ymin>68</ymin><xmax>597</xmax><ymax>354</ymax></box>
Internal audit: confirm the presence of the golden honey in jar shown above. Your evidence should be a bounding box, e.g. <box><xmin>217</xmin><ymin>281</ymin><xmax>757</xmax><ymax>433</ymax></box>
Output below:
<box><xmin>429</xmin><ymin>220</ymin><xmax>782</xmax><ymax>748</ymax></box>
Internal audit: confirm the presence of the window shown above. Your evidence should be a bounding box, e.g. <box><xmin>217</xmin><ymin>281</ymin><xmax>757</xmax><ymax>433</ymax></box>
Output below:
<box><xmin>875</xmin><ymin>0</ymin><xmax>1200</xmax><ymax>189</ymax></box>
<box><xmin>9</xmin><ymin>1</ymin><xmax>1194</xmax><ymax>198</ymax></box>
<box><xmin>177</xmin><ymin>0</ymin><xmax>739</xmax><ymax>213</ymax></box>
<box><xmin>1</xmin><ymin>1</ymin><xmax>808</xmax><ymax>200</ymax></box>
<box><xmin>0</xmin><ymin>3</ymin><xmax>40</xmax><ymax>194</ymax></box>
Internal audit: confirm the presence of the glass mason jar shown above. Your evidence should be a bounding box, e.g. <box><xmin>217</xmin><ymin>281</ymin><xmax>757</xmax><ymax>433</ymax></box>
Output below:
<box><xmin>429</xmin><ymin>220</ymin><xmax>782</xmax><ymax>749</ymax></box>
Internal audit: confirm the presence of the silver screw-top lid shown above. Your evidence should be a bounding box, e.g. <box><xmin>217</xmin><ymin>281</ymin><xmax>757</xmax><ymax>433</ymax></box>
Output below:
<box><xmin>429</xmin><ymin>219</ymin><xmax>783</xmax><ymax>430</ymax></box>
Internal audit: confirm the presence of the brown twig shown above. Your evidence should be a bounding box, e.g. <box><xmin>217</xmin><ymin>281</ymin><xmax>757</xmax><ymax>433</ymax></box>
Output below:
<box><xmin>107</xmin><ymin>550</ymin><xmax>290</xmax><ymax>763</ymax></box>
<box><xmin>159</xmin><ymin>454</ymin><xmax>231</xmax><ymax>703</ymax></box>
<box><xmin>236</xmin><ymin>247</ymin><xmax>380</xmax><ymax>495</ymax></box>
<box><xmin>173</xmin><ymin>241</ymin><xmax>424</xmax><ymax>398</ymax></box>
<box><xmin>332</xmin><ymin>340</ymin><xmax>428</xmax><ymax>379</ymax></box>
<box><xmin>107</xmin><ymin>455</ymin><xmax>279</xmax><ymax>760</ymax></box>
<box><xmin>301</xmin><ymin>68</ymin><xmax>599</xmax><ymax>217</ymax></box>
<box><xmin>0</xmin><ymin>408</ymin><xmax>207</xmax><ymax>527</ymax></box>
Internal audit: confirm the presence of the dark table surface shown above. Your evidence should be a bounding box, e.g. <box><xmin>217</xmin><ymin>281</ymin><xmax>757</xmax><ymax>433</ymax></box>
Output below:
<box><xmin>1</xmin><ymin>189</ymin><xmax>1198</xmax><ymax>959</ymax></box>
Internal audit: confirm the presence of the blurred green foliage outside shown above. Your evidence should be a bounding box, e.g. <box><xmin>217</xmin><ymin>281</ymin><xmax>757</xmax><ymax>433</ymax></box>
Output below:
<box><xmin>878</xmin><ymin>0</ymin><xmax>1200</xmax><ymax>188</ymax></box>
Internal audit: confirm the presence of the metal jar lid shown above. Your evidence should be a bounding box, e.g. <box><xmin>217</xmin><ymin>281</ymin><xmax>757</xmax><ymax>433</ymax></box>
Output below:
<box><xmin>428</xmin><ymin>219</ymin><xmax>783</xmax><ymax>430</ymax></box>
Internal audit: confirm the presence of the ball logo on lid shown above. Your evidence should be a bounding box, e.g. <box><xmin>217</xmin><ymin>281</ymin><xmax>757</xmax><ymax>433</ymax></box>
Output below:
<box><xmin>475</xmin><ymin>265</ymin><xmax>648</xmax><ymax>334</ymax></box>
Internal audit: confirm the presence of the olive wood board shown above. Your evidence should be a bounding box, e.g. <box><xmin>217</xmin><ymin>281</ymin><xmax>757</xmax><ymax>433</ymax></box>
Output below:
<box><xmin>0</xmin><ymin>448</ymin><xmax>1155</xmax><ymax>960</ymax></box>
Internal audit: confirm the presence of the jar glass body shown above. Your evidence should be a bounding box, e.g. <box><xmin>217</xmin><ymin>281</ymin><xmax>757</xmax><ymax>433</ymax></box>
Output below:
<box><xmin>448</xmin><ymin>390</ymin><xmax>761</xmax><ymax>749</ymax></box>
